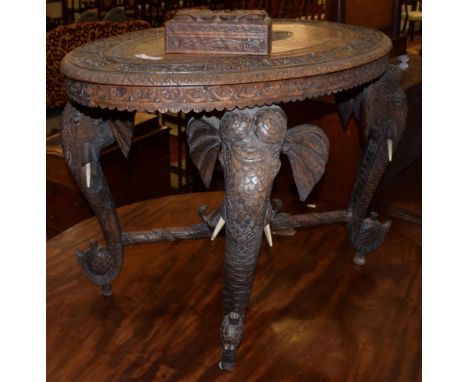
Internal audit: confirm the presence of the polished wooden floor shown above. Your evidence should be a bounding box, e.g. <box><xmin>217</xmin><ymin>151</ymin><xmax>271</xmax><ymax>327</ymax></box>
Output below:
<box><xmin>47</xmin><ymin>192</ymin><xmax>421</xmax><ymax>381</ymax></box>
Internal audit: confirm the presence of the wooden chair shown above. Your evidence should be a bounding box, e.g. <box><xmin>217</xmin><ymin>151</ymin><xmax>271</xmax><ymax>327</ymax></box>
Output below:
<box><xmin>402</xmin><ymin>0</ymin><xmax>422</xmax><ymax>40</ymax></box>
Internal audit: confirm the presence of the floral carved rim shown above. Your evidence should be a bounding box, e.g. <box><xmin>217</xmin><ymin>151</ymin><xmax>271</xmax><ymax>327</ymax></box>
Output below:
<box><xmin>65</xmin><ymin>56</ymin><xmax>388</xmax><ymax>113</ymax></box>
<box><xmin>61</xmin><ymin>20</ymin><xmax>392</xmax><ymax>88</ymax></box>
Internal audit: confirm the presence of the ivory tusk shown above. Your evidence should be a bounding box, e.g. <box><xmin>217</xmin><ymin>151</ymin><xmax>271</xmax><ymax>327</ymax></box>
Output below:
<box><xmin>387</xmin><ymin>139</ymin><xmax>393</xmax><ymax>162</ymax></box>
<box><xmin>211</xmin><ymin>217</ymin><xmax>225</xmax><ymax>240</ymax></box>
<box><xmin>264</xmin><ymin>224</ymin><xmax>273</xmax><ymax>247</ymax></box>
<box><xmin>85</xmin><ymin>162</ymin><xmax>91</xmax><ymax>188</ymax></box>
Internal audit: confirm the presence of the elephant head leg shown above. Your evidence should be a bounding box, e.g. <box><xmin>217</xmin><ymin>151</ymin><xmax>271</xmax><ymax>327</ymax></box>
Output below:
<box><xmin>217</xmin><ymin>106</ymin><xmax>287</xmax><ymax>370</ymax></box>
<box><xmin>346</xmin><ymin>65</ymin><xmax>408</xmax><ymax>265</ymax></box>
<box><xmin>60</xmin><ymin>102</ymin><xmax>133</xmax><ymax>295</ymax></box>
<box><xmin>187</xmin><ymin>105</ymin><xmax>329</xmax><ymax>370</ymax></box>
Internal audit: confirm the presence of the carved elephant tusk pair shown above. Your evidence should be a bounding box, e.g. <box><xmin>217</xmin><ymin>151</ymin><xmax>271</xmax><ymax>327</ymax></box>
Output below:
<box><xmin>211</xmin><ymin>217</ymin><xmax>273</xmax><ymax>247</ymax></box>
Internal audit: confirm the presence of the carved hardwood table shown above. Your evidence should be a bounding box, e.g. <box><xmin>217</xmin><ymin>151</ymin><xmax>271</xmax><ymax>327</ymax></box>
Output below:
<box><xmin>60</xmin><ymin>19</ymin><xmax>407</xmax><ymax>370</ymax></box>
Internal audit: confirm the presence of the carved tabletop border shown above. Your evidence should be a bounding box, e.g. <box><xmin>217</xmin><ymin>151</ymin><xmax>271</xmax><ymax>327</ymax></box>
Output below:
<box><xmin>64</xmin><ymin>57</ymin><xmax>387</xmax><ymax>113</ymax></box>
<box><xmin>61</xmin><ymin>20</ymin><xmax>392</xmax><ymax>113</ymax></box>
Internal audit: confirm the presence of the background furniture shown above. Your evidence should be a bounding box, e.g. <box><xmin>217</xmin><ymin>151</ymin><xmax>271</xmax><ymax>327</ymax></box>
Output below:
<box><xmin>401</xmin><ymin>0</ymin><xmax>422</xmax><ymax>41</ymax></box>
<box><xmin>333</xmin><ymin>0</ymin><xmax>407</xmax><ymax>57</ymax></box>
<box><xmin>47</xmin><ymin>1</ymin><xmax>410</xmax><ymax>58</ymax></box>
<box><xmin>46</xmin><ymin>19</ymin><xmax>151</xmax><ymax>110</ymax></box>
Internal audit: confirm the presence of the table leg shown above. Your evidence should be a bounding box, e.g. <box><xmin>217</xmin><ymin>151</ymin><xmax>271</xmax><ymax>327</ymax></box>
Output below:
<box><xmin>60</xmin><ymin>102</ymin><xmax>134</xmax><ymax>296</ymax></box>
<box><xmin>345</xmin><ymin>66</ymin><xmax>408</xmax><ymax>265</ymax></box>
<box><xmin>187</xmin><ymin>105</ymin><xmax>329</xmax><ymax>370</ymax></box>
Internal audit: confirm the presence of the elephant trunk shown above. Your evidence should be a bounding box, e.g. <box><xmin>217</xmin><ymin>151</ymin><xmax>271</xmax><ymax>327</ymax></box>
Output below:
<box><xmin>221</xmin><ymin>157</ymin><xmax>276</xmax><ymax>316</ymax></box>
<box><xmin>220</xmin><ymin>172</ymin><xmax>274</xmax><ymax>370</ymax></box>
<box><xmin>223</xmin><ymin>204</ymin><xmax>267</xmax><ymax>316</ymax></box>
<box><xmin>61</xmin><ymin>103</ymin><xmax>123</xmax><ymax>295</ymax></box>
<box><xmin>223</xmin><ymin>221</ymin><xmax>263</xmax><ymax>314</ymax></box>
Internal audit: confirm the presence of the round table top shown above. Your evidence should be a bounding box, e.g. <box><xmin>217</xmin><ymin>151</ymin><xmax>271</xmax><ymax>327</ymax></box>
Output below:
<box><xmin>61</xmin><ymin>20</ymin><xmax>392</xmax><ymax>113</ymax></box>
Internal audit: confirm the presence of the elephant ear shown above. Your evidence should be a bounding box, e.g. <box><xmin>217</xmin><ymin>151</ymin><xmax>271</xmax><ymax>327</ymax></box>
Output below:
<box><xmin>282</xmin><ymin>124</ymin><xmax>329</xmax><ymax>201</ymax></box>
<box><xmin>187</xmin><ymin>116</ymin><xmax>221</xmax><ymax>188</ymax></box>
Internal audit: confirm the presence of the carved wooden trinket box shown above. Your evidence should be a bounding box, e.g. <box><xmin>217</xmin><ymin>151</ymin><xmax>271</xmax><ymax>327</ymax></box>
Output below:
<box><xmin>165</xmin><ymin>9</ymin><xmax>272</xmax><ymax>55</ymax></box>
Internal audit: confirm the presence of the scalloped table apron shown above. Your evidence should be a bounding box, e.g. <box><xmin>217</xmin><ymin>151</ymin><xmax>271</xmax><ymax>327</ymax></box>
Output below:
<box><xmin>60</xmin><ymin>20</ymin><xmax>407</xmax><ymax>370</ymax></box>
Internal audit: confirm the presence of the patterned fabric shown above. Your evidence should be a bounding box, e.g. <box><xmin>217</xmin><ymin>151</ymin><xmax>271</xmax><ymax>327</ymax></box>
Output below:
<box><xmin>46</xmin><ymin>20</ymin><xmax>151</xmax><ymax>109</ymax></box>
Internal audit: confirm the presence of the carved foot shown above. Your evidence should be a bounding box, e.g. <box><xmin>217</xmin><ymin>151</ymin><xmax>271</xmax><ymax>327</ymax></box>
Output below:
<box><xmin>101</xmin><ymin>283</ymin><xmax>113</xmax><ymax>296</ymax></box>
<box><xmin>349</xmin><ymin>212</ymin><xmax>391</xmax><ymax>266</ymax></box>
<box><xmin>76</xmin><ymin>240</ymin><xmax>121</xmax><ymax>295</ymax></box>
<box><xmin>353</xmin><ymin>252</ymin><xmax>366</xmax><ymax>266</ymax></box>
<box><xmin>219</xmin><ymin>312</ymin><xmax>244</xmax><ymax>371</ymax></box>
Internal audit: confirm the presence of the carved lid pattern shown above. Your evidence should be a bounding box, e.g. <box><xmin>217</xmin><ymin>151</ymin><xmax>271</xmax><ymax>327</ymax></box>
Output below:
<box><xmin>61</xmin><ymin>20</ymin><xmax>392</xmax><ymax>113</ymax></box>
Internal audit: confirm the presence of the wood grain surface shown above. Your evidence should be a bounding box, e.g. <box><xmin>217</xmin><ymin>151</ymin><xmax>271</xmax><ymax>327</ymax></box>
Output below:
<box><xmin>47</xmin><ymin>192</ymin><xmax>421</xmax><ymax>381</ymax></box>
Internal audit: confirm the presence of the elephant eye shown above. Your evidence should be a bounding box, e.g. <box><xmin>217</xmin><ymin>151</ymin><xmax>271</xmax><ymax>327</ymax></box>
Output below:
<box><xmin>254</xmin><ymin>108</ymin><xmax>287</xmax><ymax>144</ymax></box>
<box><xmin>220</xmin><ymin>112</ymin><xmax>249</xmax><ymax>143</ymax></box>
